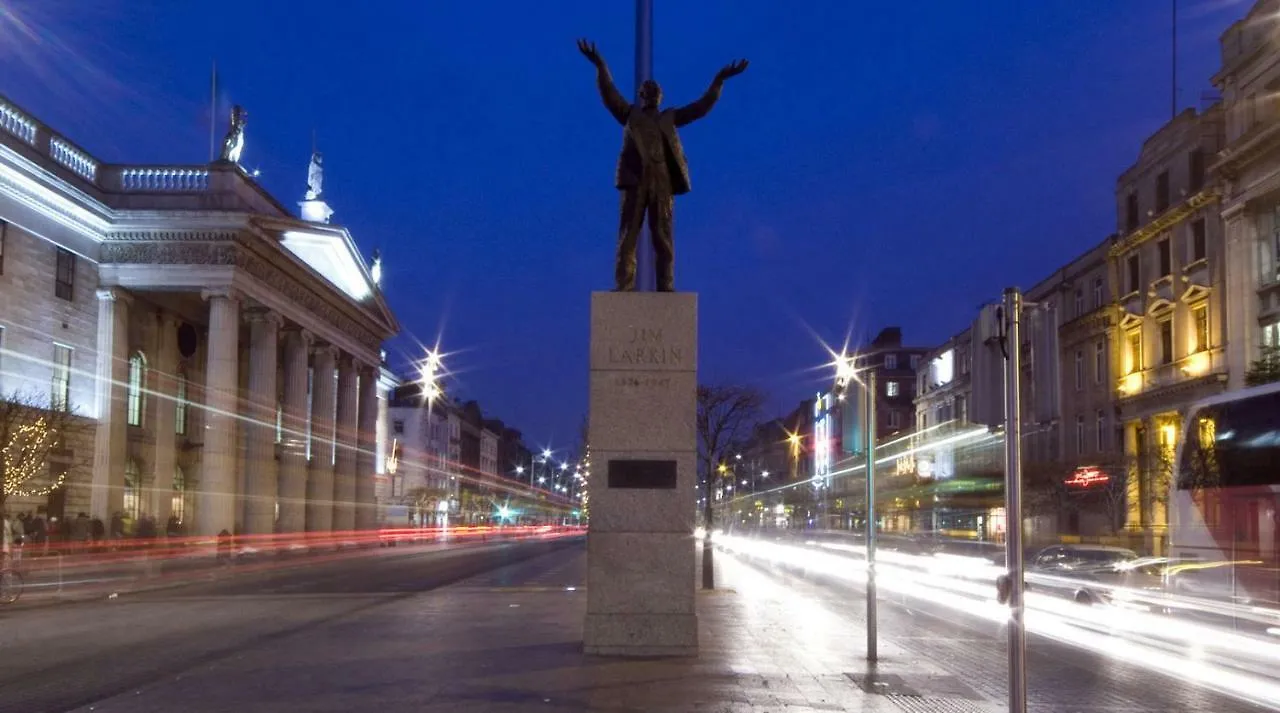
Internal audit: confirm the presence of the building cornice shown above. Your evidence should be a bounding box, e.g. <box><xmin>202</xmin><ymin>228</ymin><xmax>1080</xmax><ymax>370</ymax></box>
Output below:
<box><xmin>1109</xmin><ymin>189</ymin><xmax>1219</xmax><ymax>259</ymax></box>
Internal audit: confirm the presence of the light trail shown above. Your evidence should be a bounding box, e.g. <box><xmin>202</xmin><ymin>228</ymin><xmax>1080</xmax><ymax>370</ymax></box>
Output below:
<box><xmin>712</xmin><ymin>531</ymin><xmax>1280</xmax><ymax>710</ymax></box>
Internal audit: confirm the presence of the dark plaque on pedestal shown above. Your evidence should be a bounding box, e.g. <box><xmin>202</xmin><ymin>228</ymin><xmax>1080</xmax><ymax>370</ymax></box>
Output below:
<box><xmin>607</xmin><ymin>459</ymin><xmax>678</xmax><ymax>489</ymax></box>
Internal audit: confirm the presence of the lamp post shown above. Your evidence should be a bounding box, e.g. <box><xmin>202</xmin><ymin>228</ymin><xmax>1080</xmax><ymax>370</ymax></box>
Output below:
<box><xmin>833</xmin><ymin>350</ymin><xmax>879</xmax><ymax>663</ymax></box>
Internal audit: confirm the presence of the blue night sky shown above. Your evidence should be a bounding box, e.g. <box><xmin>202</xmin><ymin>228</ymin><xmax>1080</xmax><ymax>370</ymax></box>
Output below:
<box><xmin>1</xmin><ymin>0</ymin><xmax>1247</xmax><ymax>450</ymax></box>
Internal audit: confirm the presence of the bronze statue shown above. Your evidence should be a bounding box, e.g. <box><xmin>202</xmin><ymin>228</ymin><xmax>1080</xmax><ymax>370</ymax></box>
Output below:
<box><xmin>577</xmin><ymin>39</ymin><xmax>747</xmax><ymax>292</ymax></box>
<box><xmin>219</xmin><ymin>105</ymin><xmax>247</xmax><ymax>164</ymax></box>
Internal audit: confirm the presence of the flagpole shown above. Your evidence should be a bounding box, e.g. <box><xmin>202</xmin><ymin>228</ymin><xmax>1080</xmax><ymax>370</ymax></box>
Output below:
<box><xmin>634</xmin><ymin>0</ymin><xmax>654</xmax><ymax>291</ymax></box>
<box><xmin>209</xmin><ymin>60</ymin><xmax>217</xmax><ymax>162</ymax></box>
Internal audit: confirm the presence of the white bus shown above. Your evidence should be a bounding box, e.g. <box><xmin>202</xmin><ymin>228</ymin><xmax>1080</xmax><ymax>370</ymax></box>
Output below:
<box><xmin>1169</xmin><ymin>381</ymin><xmax>1280</xmax><ymax>610</ymax></box>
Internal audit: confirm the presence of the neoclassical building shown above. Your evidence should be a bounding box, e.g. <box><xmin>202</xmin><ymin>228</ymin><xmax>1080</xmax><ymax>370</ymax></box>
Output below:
<box><xmin>0</xmin><ymin>92</ymin><xmax>399</xmax><ymax>537</ymax></box>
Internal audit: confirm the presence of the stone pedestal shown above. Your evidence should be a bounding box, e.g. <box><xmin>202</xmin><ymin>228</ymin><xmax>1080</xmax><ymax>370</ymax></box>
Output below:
<box><xmin>584</xmin><ymin>292</ymin><xmax>697</xmax><ymax>656</ymax></box>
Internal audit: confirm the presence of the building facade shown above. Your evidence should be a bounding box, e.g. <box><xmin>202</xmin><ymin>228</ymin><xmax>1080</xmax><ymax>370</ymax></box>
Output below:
<box><xmin>1110</xmin><ymin>106</ymin><xmax>1228</xmax><ymax>546</ymax></box>
<box><xmin>0</xmin><ymin>93</ymin><xmax>398</xmax><ymax>537</ymax></box>
<box><xmin>1215</xmin><ymin>2</ymin><xmax>1280</xmax><ymax>386</ymax></box>
<box><xmin>854</xmin><ymin>327</ymin><xmax>929</xmax><ymax>440</ymax></box>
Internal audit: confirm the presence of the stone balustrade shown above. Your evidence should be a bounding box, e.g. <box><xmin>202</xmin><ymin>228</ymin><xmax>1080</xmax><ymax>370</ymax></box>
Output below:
<box><xmin>109</xmin><ymin>166</ymin><xmax>210</xmax><ymax>192</ymax></box>
<box><xmin>0</xmin><ymin>97</ymin><xmax>37</xmax><ymax>145</ymax></box>
<box><xmin>49</xmin><ymin>136</ymin><xmax>99</xmax><ymax>182</ymax></box>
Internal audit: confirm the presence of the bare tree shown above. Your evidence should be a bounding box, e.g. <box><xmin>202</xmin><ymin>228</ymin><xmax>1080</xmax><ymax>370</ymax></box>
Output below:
<box><xmin>0</xmin><ymin>389</ymin><xmax>92</xmax><ymax>510</ymax></box>
<box><xmin>696</xmin><ymin>383</ymin><xmax>765</xmax><ymax>589</ymax></box>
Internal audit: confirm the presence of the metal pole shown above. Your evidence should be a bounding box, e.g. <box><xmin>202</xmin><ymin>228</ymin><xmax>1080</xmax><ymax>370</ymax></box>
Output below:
<box><xmin>209</xmin><ymin>60</ymin><xmax>217</xmax><ymax>162</ymax></box>
<box><xmin>702</xmin><ymin>467</ymin><xmax>715</xmax><ymax>589</ymax></box>
<box><xmin>865</xmin><ymin>370</ymin><xmax>878</xmax><ymax>662</ymax></box>
<box><xmin>634</xmin><ymin>0</ymin><xmax>655</xmax><ymax>291</ymax></box>
<box><xmin>1171</xmin><ymin>0</ymin><xmax>1178</xmax><ymax>119</ymax></box>
<box><xmin>1002</xmin><ymin>287</ymin><xmax>1028</xmax><ymax>713</ymax></box>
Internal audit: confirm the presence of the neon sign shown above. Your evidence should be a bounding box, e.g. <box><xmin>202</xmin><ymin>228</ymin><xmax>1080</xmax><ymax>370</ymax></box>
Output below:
<box><xmin>1065</xmin><ymin>466</ymin><xmax>1109</xmax><ymax>488</ymax></box>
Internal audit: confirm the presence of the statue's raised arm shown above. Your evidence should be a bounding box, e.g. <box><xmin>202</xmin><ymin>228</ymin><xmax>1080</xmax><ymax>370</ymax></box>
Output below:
<box><xmin>577</xmin><ymin>39</ymin><xmax>630</xmax><ymax>125</ymax></box>
<box><xmin>672</xmin><ymin>59</ymin><xmax>749</xmax><ymax>128</ymax></box>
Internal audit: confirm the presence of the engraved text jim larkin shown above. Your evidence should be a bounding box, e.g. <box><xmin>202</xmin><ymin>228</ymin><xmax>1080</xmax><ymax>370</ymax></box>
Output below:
<box><xmin>608</xmin><ymin>327</ymin><xmax>683</xmax><ymax>366</ymax></box>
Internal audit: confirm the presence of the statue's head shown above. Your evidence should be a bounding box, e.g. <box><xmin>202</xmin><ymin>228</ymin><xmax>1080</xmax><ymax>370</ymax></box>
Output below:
<box><xmin>639</xmin><ymin>79</ymin><xmax>662</xmax><ymax>110</ymax></box>
<box><xmin>230</xmin><ymin>105</ymin><xmax>247</xmax><ymax>127</ymax></box>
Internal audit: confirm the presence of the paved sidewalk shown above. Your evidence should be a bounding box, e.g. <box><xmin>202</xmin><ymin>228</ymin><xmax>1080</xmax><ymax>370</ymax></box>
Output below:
<box><xmin>71</xmin><ymin>543</ymin><xmax>999</xmax><ymax>713</ymax></box>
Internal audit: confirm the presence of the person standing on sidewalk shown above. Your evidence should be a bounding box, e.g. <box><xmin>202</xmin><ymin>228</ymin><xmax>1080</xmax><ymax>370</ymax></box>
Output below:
<box><xmin>2</xmin><ymin>511</ymin><xmax>24</xmax><ymax>566</ymax></box>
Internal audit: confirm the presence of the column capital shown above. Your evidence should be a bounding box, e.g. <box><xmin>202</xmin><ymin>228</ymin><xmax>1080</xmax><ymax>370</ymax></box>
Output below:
<box><xmin>283</xmin><ymin>326</ymin><xmax>314</xmax><ymax>346</ymax></box>
<box><xmin>310</xmin><ymin>342</ymin><xmax>339</xmax><ymax>361</ymax></box>
<box><xmin>201</xmin><ymin>287</ymin><xmax>241</xmax><ymax>304</ymax></box>
<box><xmin>96</xmin><ymin>287</ymin><xmax>133</xmax><ymax>305</ymax></box>
<box><xmin>244</xmin><ymin>307</ymin><xmax>284</xmax><ymax>328</ymax></box>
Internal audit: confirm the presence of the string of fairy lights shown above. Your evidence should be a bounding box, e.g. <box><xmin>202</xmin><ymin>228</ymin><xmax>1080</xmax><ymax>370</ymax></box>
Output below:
<box><xmin>2</xmin><ymin>418</ymin><xmax>67</xmax><ymax>499</ymax></box>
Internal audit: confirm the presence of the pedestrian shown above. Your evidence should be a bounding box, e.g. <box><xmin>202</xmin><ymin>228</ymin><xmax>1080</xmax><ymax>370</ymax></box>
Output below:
<box><xmin>2</xmin><ymin>511</ymin><xmax>24</xmax><ymax>566</ymax></box>
<box><xmin>90</xmin><ymin>517</ymin><xmax>105</xmax><ymax>547</ymax></box>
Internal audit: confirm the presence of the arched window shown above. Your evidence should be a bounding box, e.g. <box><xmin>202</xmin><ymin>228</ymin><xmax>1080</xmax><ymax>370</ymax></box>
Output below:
<box><xmin>123</xmin><ymin>459</ymin><xmax>141</xmax><ymax>521</ymax></box>
<box><xmin>126</xmin><ymin>352</ymin><xmax>147</xmax><ymax>427</ymax></box>
<box><xmin>175</xmin><ymin>369</ymin><xmax>188</xmax><ymax>435</ymax></box>
<box><xmin>171</xmin><ymin>466</ymin><xmax>186</xmax><ymax>523</ymax></box>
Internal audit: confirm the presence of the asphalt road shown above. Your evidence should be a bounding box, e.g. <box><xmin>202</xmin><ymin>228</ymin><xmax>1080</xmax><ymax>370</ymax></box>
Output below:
<box><xmin>721</xmin><ymin>541</ymin><xmax>1277</xmax><ymax>713</ymax></box>
<box><xmin>0</xmin><ymin>537</ymin><xmax>581</xmax><ymax>713</ymax></box>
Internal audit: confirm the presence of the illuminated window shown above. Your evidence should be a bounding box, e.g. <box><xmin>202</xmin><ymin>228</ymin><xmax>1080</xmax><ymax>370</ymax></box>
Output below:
<box><xmin>1159</xmin><ymin>319</ymin><xmax>1174</xmax><ymax>365</ymax></box>
<box><xmin>123</xmin><ymin>460</ymin><xmax>141</xmax><ymax>521</ymax></box>
<box><xmin>1127</xmin><ymin>330</ymin><xmax>1142</xmax><ymax>374</ymax></box>
<box><xmin>172</xmin><ymin>466</ymin><xmax>186</xmax><ymax>523</ymax></box>
<box><xmin>175</xmin><ymin>372</ymin><xmax>188</xmax><ymax>435</ymax></box>
<box><xmin>1094</xmin><ymin>340</ymin><xmax>1105</xmax><ymax>384</ymax></box>
<box><xmin>51</xmin><ymin>344</ymin><xmax>72</xmax><ymax>411</ymax></box>
<box><xmin>1193</xmin><ymin>304</ymin><xmax>1209</xmax><ymax>353</ymax></box>
<box><xmin>127</xmin><ymin>352</ymin><xmax>147</xmax><ymax>426</ymax></box>
<box><xmin>886</xmin><ymin>381</ymin><xmax>899</xmax><ymax>398</ymax></box>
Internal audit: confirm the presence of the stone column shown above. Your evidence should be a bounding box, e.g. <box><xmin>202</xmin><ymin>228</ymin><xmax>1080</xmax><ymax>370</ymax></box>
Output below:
<box><xmin>277</xmin><ymin>327</ymin><xmax>312</xmax><ymax>533</ymax></box>
<box><xmin>196</xmin><ymin>289</ymin><xmax>240</xmax><ymax>537</ymax></box>
<box><xmin>306</xmin><ymin>344</ymin><xmax>337</xmax><ymax>534</ymax></box>
<box><xmin>243</xmin><ymin>309</ymin><xmax>281</xmax><ymax>536</ymax></box>
<box><xmin>149</xmin><ymin>312</ymin><xmax>181</xmax><ymax>527</ymax></box>
<box><xmin>90</xmin><ymin>289</ymin><xmax>131</xmax><ymax>521</ymax></box>
<box><xmin>332</xmin><ymin>355</ymin><xmax>359</xmax><ymax>534</ymax></box>
<box><xmin>354</xmin><ymin>363</ymin><xmax>379</xmax><ymax>531</ymax></box>
<box><xmin>1222</xmin><ymin>209</ymin><xmax>1257</xmax><ymax>390</ymax></box>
